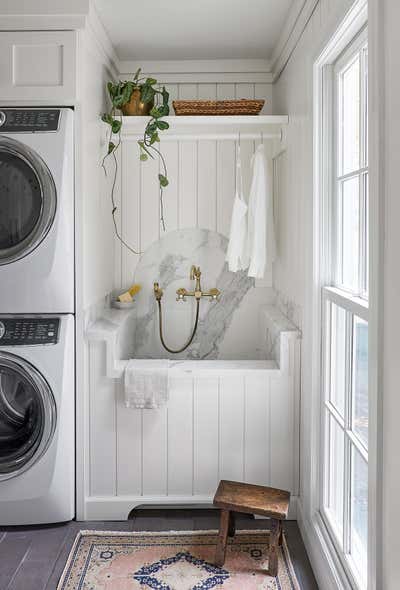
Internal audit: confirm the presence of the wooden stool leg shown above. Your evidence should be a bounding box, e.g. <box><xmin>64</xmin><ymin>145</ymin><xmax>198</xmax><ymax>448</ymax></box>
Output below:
<box><xmin>228</xmin><ymin>511</ymin><xmax>236</xmax><ymax>537</ymax></box>
<box><xmin>267</xmin><ymin>519</ymin><xmax>281</xmax><ymax>577</ymax></box>
<box><xmin>215</xmin><ymin>509</ymin><xmax>230</xmax><ymax>567</ymax></box>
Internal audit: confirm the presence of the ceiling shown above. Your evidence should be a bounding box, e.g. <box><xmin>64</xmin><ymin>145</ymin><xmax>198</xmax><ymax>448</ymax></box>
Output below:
<box><xmin>94</xmin><ymin>0</ymin><xmax>295</xmax><ymax>61</ymax></box>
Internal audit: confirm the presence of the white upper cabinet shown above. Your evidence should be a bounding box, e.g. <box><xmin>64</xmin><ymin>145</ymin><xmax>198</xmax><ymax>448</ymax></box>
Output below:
<box><xmin>0</xmin><ymin>31</ymin><xmax>76</xmax><ymax>102</ymax></box>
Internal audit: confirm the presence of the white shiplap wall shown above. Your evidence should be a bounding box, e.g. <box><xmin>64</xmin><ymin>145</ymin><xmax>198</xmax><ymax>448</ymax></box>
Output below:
<box><xmin>114</xmin><ymin>136</ymin><xmax>274</xmax><ymax>290</ymax></box>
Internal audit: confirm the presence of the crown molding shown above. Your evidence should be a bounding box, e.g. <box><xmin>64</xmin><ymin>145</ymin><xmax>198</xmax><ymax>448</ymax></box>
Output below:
<box><xmin>271</xmin><ymin>0</ymin><xmax>319</xmax><ymax>81</ymax></box>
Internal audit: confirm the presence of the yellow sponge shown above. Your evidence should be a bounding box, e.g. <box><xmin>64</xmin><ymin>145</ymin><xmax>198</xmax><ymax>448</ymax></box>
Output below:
<box><xmin>117</xmin><ymin>284</ymin><xmax>141</xmax><ymax>302</ymax></box>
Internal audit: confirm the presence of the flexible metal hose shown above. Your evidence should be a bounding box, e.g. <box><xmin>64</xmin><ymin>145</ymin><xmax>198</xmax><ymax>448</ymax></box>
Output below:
<box><xmin>156</xmin><ymin>298</ymin><xmax>200</xmax><ymax>354</ymax></box>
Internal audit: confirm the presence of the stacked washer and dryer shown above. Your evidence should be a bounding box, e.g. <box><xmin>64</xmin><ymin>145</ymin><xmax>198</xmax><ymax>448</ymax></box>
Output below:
<box><xmin>0</xmin><ymin>109</ymin><xmax>75</xmax><ymax>524</ymax></box>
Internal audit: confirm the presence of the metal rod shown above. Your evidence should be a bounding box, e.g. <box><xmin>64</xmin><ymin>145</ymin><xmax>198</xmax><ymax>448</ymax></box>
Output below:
<box><xmin>121</xmin><ymin>133</ymin><xmax>282</xmax><ymax>142</ymax></box>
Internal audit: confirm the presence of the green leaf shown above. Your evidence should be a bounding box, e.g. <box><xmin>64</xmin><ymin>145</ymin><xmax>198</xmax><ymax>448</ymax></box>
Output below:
<box><xmin>158</xmin><ymin>173</ymin><xmax>169</xmax><ymax>188</ymax></box>
<box><xmin>133</xmin><ymin>67</ymin><xmax>142</xmax><ymax>83</ymax></box>
<box><xmin>138</xmin><ymin>140</ymin><xmax>154</xmax><ymax>159</ymax></box>
<box><xmin>107</xmin><ymin>141</ymin><xmax>116</xmax><ymax>155</ymax></box>
<box><xmin>141</xmin><ymin>85</ymin><xmax>155</xmax><ymax>104</ymax></box>
<box><xmin>156</xmin><ymin>104</ymin><xmax>169</xmax><ymax>117</ymax></box>
<box><xmin>150</xmin><ymin>132</ymin><xmax>160</xmax><ymax>145</ymax></box>
<box><xmin>156</xmin><ymin>120</ymin><xmax>169</xmax><ymax>131</ymax></box>
<box><xmin>150</xmin><ymin>106</ymin><xmax>162</xmax><ymax>119</ymax></box>
<box><xmin>145</xmin><ymin>77</ymin><xmax>157</xmax><ymax>86</ymax></box>
<box><xmin>102</xmin><ymin>113</ymin><xmax>113</xmax><ymax>125</ymax></box>
<box><xmin>140</xmin><ymin>153</ymin><xmax>148</xmax><ymax>161</ymax></box>
<box><xmin>111</xmin><ymin>119</ymin><xmax>122</xmax><ymax>134</ymax></box>
<box><xmin>145</xmin><ymin>122</ymin><xmax>158</xmax><ymax>135</ymax></box>
<box><xmin>120</xmin><ymin>81</ymin><xmax>134</xmax><ymax>105</ymax></box>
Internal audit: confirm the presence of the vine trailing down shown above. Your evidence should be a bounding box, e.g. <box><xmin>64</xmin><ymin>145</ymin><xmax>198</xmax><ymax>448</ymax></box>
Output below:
<box><xmin>101</xmin><ymin>68</ymin><xmax>170</xmax><ymax>254</ymax></box>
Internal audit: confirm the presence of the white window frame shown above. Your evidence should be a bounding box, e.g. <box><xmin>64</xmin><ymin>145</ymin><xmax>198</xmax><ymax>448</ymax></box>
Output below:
<box><xmin>311</xmin><ymin>2</ymin><xmax>379</xmax><ymax>589</ymax></box>
<box><xmin>321</xmin><ymin>30</ymin><xmax>369</xmax><ymax>590</ymax></box>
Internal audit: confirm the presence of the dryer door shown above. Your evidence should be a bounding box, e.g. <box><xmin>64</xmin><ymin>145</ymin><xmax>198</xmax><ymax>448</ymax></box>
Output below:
<box><xmin>0</xmin><ymin>352</ymin><xmax>56</xmax><ymax>481</ymax></box>
<box><xmin>0</xmin><ymin>136</ymin><xmax>56</xmax><ymax>264</ymax></box>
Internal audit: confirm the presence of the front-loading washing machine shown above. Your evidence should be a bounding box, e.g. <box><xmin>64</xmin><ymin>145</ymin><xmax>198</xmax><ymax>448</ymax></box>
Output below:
<box><xmin>0</xmin><ymin>314</ymin><xmax>74</xmax><ymax>525</ymax></box>
<box><xmin>0</xmin><ymin>108</ymin><xmax>74</xmax><ymax>313</ymax></box>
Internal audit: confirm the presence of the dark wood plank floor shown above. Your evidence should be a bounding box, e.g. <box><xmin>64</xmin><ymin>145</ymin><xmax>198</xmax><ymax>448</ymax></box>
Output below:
<box><xmin>0</xmin><ymin>509</ymin><xmax>318</xmax><ymax>589</ymax></box>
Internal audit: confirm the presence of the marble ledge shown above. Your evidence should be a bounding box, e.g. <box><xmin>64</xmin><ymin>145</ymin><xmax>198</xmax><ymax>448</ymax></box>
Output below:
<box><xmin>86</xmin><ymin>304</ymin><xmax>300</xmax><ymax>380</ymax></box>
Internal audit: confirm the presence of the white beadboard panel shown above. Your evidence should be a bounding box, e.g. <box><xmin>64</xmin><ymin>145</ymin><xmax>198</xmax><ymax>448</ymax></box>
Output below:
<box><xmin>178</xmin><ymin>141</ymin><xmax>198</xmax><ymax>228</ymax></box>
<box><xmin>244</xmin><ymin>374</ymin><xmax>271</xmax><ymax>485</ymax></box>
<box><xmin>121</xmin><ymin>141</ymin><xmax>141</xmax><ymax>287</ymax></box>
<box><xmin>216</xmin><ymin>140</ymin><xmax>236</xmax><ymax>237</ymax></box>
<box><xmin>160</xmin><ymin>141</ymin><xmax>179</xmax><ymax>234</ymax></box>
<box><xmin>219</xmin><ymin>376</ymin><xmax>245</xmax><ymax>481</ymax></box>
<box><xmin>167</xmin><ymin>377</ymin><xmax>193</xmax><ymax>495</ymax></box>
<box><xmin>217</xmin><ymin>83</ymin><xmax>236</xmax><ymax>100</ymax></box>
<box><xmin>142</xmin><ymin>407</ymin><xmax>168</xmax><ymax>495</ymax></box>
<box><xmin>164</xmin><ymin>83</ymin><xmax>179</xmax><ymax>104</ymax></box>
<box><xmin>197</xmin><ymin>83</ymin><xmax>217</xmax><ymax>100</ymax></box>
<box><xmin>235</xmin><ymin>83</ymin><xmax>255</xmax><ymax>99</ymax></box>
<box><xmin>255</xmin><ymin>83</ymin><xmax>274</xmax><ymax>114</ymax></box>
<box><xmin>89</xmin><ymin>342</ymin><xmax>116</xmax><ymax>496</ymax></box>
<box><xmin>116</xmin><ymin>386</ymin><xmax>142</xmax><ymax>496</ymax></box>
<box><xmin>197</xmin><ymin>140</ymin><xmax>217</xmax><ymax>231</ymax></box>
<box><xmin>178</xmin><ymin>83</ymin><xmax>198</xmax><ymax>99</ymax></box>
<box><xmin>140</xmin><ymin>154</ymin><xmax>160</xmax><ymax>250</ymax></box>
<box><xmin>269</xmin><ymin>375</ymin><xmax>294</xmax><ymax>492</ymax></box>
<box><xmin>193</xmin><ymin>377</ymin><xmax>219</xmax><ymax>495</ymax></box>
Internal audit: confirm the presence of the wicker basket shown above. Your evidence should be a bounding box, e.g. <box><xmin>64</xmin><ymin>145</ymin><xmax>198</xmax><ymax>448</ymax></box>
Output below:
<box><xmin>172</xmin><ymin>99</ymin><xmax>265</xmax><ymax>116</ymax></box>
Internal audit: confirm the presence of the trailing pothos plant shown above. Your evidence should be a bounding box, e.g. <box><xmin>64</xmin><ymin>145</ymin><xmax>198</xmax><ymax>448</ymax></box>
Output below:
<box><xmin>101</xmin><ymin>68</ymin><xmax>170</xmax><ymax>251</ymax></box>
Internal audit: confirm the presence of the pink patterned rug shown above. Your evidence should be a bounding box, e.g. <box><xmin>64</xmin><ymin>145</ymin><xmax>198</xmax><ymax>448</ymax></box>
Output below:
<box><xmin>57</xmin><ymin>530</ymin><xmax>300</xmax><ymax>589</ymax></box>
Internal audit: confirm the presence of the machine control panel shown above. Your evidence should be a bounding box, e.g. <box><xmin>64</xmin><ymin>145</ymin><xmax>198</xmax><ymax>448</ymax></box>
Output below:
<box><xmin>0</xmin><ymin>318</ymin><xmax>60</xmax><ymax>345</ymax></box>
<box><xmin>0</xmin><ymin>109</ymin><xmax>60</xmax><ymax>132</ymax></box>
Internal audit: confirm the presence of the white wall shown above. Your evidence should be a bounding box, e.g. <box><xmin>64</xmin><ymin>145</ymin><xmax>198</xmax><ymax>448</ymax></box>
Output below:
<box><xmin>377</xmin><ymin>0</ymin><xmax>400</xmax><ymax>587</ymax></box>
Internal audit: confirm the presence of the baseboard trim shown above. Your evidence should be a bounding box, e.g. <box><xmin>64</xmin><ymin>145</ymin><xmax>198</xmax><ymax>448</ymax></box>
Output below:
<box><xmin>80</xmin><ymin>495</ymin><xmax>298</xmax><ymax>521</ymax></box>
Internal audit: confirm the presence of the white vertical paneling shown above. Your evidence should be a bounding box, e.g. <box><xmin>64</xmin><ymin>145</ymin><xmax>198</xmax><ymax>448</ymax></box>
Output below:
<box><xmin>255</xmin><ymin>83</ymin><xmax>273</xmax><ymax>114</ymax></box>
<box><xmin>140</xmin><ymin>154</ymin><xmax>160</xmax><ymax>249</ymax></box>
<box><xmin>219</xmin><ymin>376</ymin><xmax>245</xmax><ymax>481</ymax></box>
<box><xmin>235</xmin><ymin>83</ymin><xmax>255</xmax><ymax>99</ymax></box>
<box><xmin>164</xmin><ymin>83</ymin><xmax>179</xmax><ymax>104</ymax></box>
<box><xmin>197</xmin><ymin>140</ymin><xmax>217</xmax><ymax>231</ymax></box>
<box><xmin>142</xmin><ymin>408</ymin><xmax>168</xmax><ymax>495</ymax></box>
<box><xmin>193</xmin><ymin>377</ymin><xmax>219</xmax><ymax>495</ymax></box>
<box><xmin>178</xmin><ymin>141</ymin><xmax>197</xmax><ymax>228</ymax></box>
<box><xmin>121</xmin><ymin>141</ymin><xmax>141</xmax><ymax>287</ymax></box>
<box><xmin>116</xmin><ymin>385</ymin><xmax>142</xmax><ymax>496</ymax></box>
<box><xmin>269</xmin><ymin>375</ymin><xmax>294</xmax><ymax>492</ymax></box>
<box><xmin>217</xmin><ymin>84</ymin><xmax>235</xmax><ymax>100</ymax></box>
<box><xmin>106</xmin><ymin>146</ymin><xmax>122</xmax><ymax>289</ymax></box>
<box><xmin>244</xmin><ymin>374</ymin><xmax>270</xmax><ymax>485</ymax></box>
<box><xmin>167</xmin><ymin>377</ymin><xmax>193</xmax><ymax>495</ymax></box>
<box><xmin>197</xmin><ymin>83</ymin><xmax>217</xmax><ymax>99</ymax></box>
<box><xmin>178</xmin><ymin>83</ymin><xmax>198</xmax><ymax>99</ymax></box>
<box><xmin>239</xmin><ymin>139</ymin><xmax>255</xmax><ymax>199</ymax></box>
<box><xmin>216</xmin><ymin>140</ymin><xmax>236</xmax><ymax>236</ymax></box>
<box><xmin>160</xmin><ymin>141</ymin><xmax>179</xmax><ymax>233</ymax></box>
<box><xmin>89</xmin><ymin>342</ymin><xmax>116</xmax><ymax>496</ymax></box>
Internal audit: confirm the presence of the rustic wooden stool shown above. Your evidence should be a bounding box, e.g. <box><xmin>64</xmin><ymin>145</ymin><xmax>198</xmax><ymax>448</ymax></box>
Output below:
<box><xmin>213</xmin><ymin>480</ymin><xmax>290</xmax><ymax>577</ymax></box>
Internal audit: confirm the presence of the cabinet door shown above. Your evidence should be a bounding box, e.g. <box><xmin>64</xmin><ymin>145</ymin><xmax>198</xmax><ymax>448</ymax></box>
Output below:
<box><xmin>0</xmin><ymin>31</ymin><xmax>76</xmax><ymax>102</ymax></box>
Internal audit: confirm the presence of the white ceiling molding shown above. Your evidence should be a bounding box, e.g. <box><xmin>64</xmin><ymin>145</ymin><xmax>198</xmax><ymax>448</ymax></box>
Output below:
<box><xmin>119</xmin><ymin>59</ymin><xmax>273</xmax><ymax>84</ymax></box>
<box><xmin>270</xmin><ymin>0</ymin><xmax>319</xmax><ymax>81</ymax></box>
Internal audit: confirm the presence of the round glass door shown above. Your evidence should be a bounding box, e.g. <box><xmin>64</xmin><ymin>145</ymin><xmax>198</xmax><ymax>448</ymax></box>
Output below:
<box><xmin>0</xmin><ymin>353</ymin><xmax>56</xmax><ymax>480</ymax></box>
<box><xmin>0</xmin><ymin>137</ymin><xmax>56</xmax><ymax>264</ymax></box>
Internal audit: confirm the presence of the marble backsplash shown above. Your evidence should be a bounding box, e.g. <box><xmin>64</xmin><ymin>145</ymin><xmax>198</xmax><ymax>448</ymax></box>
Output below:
<box><xmin>131</xmin><ymin>228</ymin><xmax>275</xmax><ymax>360</ymax></box>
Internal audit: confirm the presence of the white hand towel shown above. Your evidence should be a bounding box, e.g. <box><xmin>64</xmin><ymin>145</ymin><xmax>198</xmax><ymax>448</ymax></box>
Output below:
<box><xmin>226</xmin><ymin>144</ymin><xmax>249</xmax><ymax>272</ymax></box>
<box><xmin>124</xmin><ymin>359</ymin><xmax>169</xmax><ymax>409</ymax></box>
<box><xmin>246</xmin><ymin>144</ymin><xmax>276</xmax><ymax>278</ymax></box>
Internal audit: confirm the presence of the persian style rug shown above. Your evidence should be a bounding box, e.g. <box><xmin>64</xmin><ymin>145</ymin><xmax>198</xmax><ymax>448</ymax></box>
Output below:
<box><xmin>57</xmin><ymin>529</ymin><xmax>301</xmax><ymax>590</ymax></box>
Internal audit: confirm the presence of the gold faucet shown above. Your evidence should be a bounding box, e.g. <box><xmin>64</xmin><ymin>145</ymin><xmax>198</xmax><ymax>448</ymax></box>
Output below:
<box><xmin>175</xmin><ymin>265</ymin><xmax>220</xmax><ymax>301</ymax></box>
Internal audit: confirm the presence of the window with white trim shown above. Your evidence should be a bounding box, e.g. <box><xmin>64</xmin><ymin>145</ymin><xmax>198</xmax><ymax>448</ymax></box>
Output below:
<box><xmin>321</xmin><ymin>29</ymin><xmax>368</xmax><ymax>589</ymax></box>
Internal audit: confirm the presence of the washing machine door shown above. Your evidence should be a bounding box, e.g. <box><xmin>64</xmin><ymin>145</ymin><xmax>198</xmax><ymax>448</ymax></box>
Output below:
<box><xmin>0</xmin><ymin>136</ymin><xmax>56</xmax><ymax>265</ymax></box>
<box><xmin>0</xmin><ymin>352</ymin><xmax>56</xmax><ymax>481</ymax></box>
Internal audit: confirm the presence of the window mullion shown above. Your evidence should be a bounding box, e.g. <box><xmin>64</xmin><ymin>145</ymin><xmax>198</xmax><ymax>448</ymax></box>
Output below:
<box><xmin>343</xmin><ymin>310</ymin><xmax>353</xmax><ymax>555</ymax></box>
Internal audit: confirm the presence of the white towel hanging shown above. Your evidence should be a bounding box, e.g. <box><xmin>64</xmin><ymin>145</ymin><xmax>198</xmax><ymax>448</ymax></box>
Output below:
<box><xmin>225</xmin><ymin>140</ymin><xmax>249</xmax><ymax>272</ymax></box>
<box><xmin>246</xmin><ymin>143</ymin><xmax>276</xmax><ymax>278</ymax></box>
